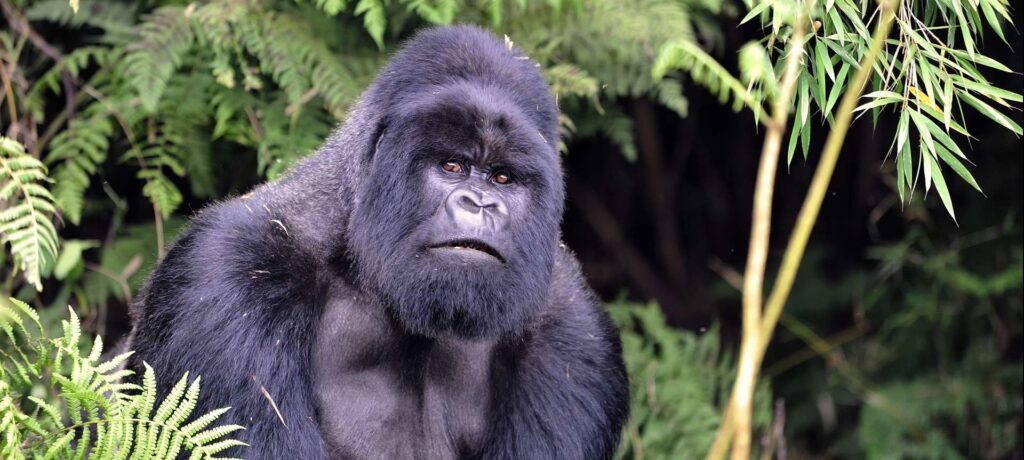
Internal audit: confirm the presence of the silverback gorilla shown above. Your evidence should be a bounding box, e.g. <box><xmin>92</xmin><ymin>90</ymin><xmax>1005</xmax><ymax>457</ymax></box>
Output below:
<box><xmin>126</xmin><ymin>25</ymin><xmax>628</xmax><ymax>459</ymax></box>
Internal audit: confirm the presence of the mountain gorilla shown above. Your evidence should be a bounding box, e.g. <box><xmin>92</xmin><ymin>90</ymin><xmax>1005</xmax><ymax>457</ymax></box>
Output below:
<box><xmin>126</xmin><ymin>25</ymin><xmax>628</xmax><ymax>459</ymax></box>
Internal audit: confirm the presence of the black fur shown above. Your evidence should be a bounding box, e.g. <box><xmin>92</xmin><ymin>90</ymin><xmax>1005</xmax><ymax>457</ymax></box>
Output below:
<box><xmin>127</xmin><ymin>25</ymin><xmax>628</xmax><ymax>459</ymax></box>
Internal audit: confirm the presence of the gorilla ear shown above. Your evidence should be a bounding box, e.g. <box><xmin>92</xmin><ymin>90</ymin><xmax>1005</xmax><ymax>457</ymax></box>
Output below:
<box><xmin>369</xmin><ymin>119</ymin><xmax>389</xmax><ymax>161</ymax></box>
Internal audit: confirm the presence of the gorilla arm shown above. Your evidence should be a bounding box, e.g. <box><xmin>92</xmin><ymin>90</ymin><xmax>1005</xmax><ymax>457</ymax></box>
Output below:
<box><xmin>480</xmin><ymin>248</ymin><xmax>629</xmax><ymax>460</ymax></box>
<box><xmin>125</xmin><ymin>196</ymin><xmax>329</xmax><ymax>460</ymax></box>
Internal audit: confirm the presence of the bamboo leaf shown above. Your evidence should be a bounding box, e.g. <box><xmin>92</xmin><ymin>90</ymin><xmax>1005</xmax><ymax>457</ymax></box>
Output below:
<box><xmin>926</xmin><ymin>154</ymin><xmax>957</xmax><ymax>222</ymax></box>
<box><xmin>935</xmin><ymin>143</ymin><xmax>983</xmax><ymax>194</ymax></box>
<box><xmin>960</xmin><ymin>92</ymin><xmax>1023</xmax><ymax>136</ymax></box>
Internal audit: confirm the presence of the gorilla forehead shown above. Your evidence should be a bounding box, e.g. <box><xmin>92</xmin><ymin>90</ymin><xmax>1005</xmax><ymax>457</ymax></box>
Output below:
<box><xmin>369</xmin><ymin>25</ymin><xmax>559</xmax><ymax>147</ymax></box>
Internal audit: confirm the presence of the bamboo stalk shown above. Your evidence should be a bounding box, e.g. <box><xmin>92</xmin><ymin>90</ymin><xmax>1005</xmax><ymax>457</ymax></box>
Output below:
<box><xmin>728</xmin><ymin>14</ymin><xmax>807</xmax><ymax>460</ymax></box>
<box><xmin>758</xmin><ymin>0</ymin><xmax>897</xmax><ymax>358</ymax></box>
<box><xmin>707</xmin><ymin>1</ymin><xmax>898</xmax><ymax>458</ymax></box>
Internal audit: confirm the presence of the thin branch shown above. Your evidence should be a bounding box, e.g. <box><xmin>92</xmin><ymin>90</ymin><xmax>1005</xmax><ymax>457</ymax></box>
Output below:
<box><xmin>252</xmin><ymin>376</ymin><xmax>288</xmax><ymax>429</ymax></box>
<box><xmin>153</xmin><ymin>203</ymin><xmax>165</xmax><ymax>260</ymax></box>
<box><xmin>0</xmin><ymin>58</ymin><xmax>18</xmax><ymax>134</ymax></box>
<box><xmin>85</xmin><ymin>262</ymin><xmax>133</xmax><ymax>305</ymax></box>
<box><xmin>0</xmin><ymin>0</ymin><xmax>63</xmax><ymax>61</ymax></box>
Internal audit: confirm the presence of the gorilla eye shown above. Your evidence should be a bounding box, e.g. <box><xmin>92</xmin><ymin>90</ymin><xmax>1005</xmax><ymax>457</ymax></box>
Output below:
<box><xmin>492</xmin><ymin>171</ymin><xmax>512</xmax><ymax>185</ymax></box>
<box><xmin>441</xmin><ymin>160</ymin><xmax>464</xmax><ymax>174</ymax></box>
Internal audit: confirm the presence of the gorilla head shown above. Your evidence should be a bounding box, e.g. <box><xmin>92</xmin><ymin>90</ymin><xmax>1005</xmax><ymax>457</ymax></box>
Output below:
<box><xmin>347</xmin><ymin>26</ymin><xmax>565</xmax><ymax>339</ymax></box>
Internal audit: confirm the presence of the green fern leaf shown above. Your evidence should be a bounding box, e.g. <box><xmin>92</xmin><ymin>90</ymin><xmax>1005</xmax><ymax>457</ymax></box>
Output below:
<box><xmin>41</xmin><ymin>431</ymin><xmax>76</xmax><ymax>459</ymax></box>
<box><xmin>355</xmin><ymin>0</ymin><xmax>387</xmax><ymax>48</ymax></box>
<box><xmin>0</xmin><ymin>137</ymin><xmax>61</xmax><ymax>291</ymax></box>
<box><xmin>404</xmin><ymin>0</ymin><xmax>459</xmax><ymax>24</ymax></box>
<box><xmin>653</xmin><ymin>39</ymin><xmax>767</xmax><ymax>121</ymax></box>
<box><xmin>190</xmin><ymin>424</ymin><xmax>246</xmax><ymax>445</ymax></box>
<box><xmin>180</xmin><ymin>407</ymin><xmax>232</xmax><ymax>437</ymax></box>
<box><xmin>315</xmin><ymin>0</ymin><xmax>348</xmax><ymax>15</ymax></box>
<box><xmin>199</xmin><ymin>438</ymin><xmax>248</xmax><ymax>455</ymax></box>
<box><xmin>27</xmin><ymin>0</ymin><xmax>136</xmax><ymax>33</ymax></box>
<box><xmin>154</xmin><ymin>373</ymin><xmax>190</xmax><ymax>424</ymax></box>
<box><xmin>129</xmin><ymin>363</ymin><xmax>158</xmax><ymax>459</ymax></box>
<box><xmin>45</xmin><ymin>109</ymin><xmax>114</xmax><ymax>225</ymax></box>
<box><xmin>3</xmin><ymin>299</ymin><xmax>244</xmax><ymax>458</ymax></box>
<box><xmin>124</xmin><ymin>7</ymin><xmax>195</xmax><ymax>112</ymax></box>
<box><xmin>139</xmin><ymin>170</ymin><xmax>184</xmax><ymax>218</ymax></box>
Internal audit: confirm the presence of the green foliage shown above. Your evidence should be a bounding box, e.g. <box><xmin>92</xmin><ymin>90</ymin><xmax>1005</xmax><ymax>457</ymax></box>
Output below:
<box><xmin>125</xmin><ymin>7</ymin><xmax>196</xmax><ymax>114</ymax></box>
<box><xmin>853</xmin><ymin>228</ymin><xmax>1022</xmax><ymax>458</ymax></box>
<box><xmin>653</xmin><ymin>0</ymin><xmax>1022</xmax><ymax>221</ymax></box>
<box><xmin>770</xmin><ymin>224</ymin><xmax>1023</xmax><ymax>459</ymax></box>
<box><xmin>0</xmin><ymin>138</ymin><xmax>59</xmax><ymax>292</ymax></box>
<box><xmin>46</xmin><ymin>108</ymin><xmax>113</xmax><ymax>225</ymax></box>
<box><xmin>0</xmin><ymin>297</ymin><xmax>244</xmax><ymax>458</ymax></box>
<box><xmin>610</xmin><ymin>302</ymin><xmax>773</xmax><ymax>459</ymax></box>
<box><xmin>491</xmin><ymin>0</ymin><xmax>722</xmax><ymax>157</ymax></box>
<box><xmin>653</xmin><ymin>39</ymin><xmax>768</xmax><ymax>121</ymax></box>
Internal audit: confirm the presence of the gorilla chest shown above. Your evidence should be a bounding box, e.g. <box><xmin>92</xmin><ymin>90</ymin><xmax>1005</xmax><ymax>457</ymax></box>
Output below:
<box><xmin>313</xmin><ymin>292</ymin><xmax>496</xmax><ymax>460</ymax></box>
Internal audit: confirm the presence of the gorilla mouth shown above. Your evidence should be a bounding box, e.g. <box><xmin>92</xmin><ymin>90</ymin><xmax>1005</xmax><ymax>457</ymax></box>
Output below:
<box><xmin>429</xmin><ymin>239</ymin><xmax>505</xmax><ymax>262</ymax></box>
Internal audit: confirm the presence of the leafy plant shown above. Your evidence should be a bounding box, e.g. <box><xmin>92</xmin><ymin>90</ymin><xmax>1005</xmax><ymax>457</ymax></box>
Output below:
<box><xmin>610</xmin><ymin>302</ymin><xmax>773</xmax><ymax>459</ymax></box>
<box><xmin>1</xmin><ymin>137</ymin><xmax>59</xmax><ymax>292</ymax></box>
<box><xmin>853</xmin><ymin>227</ymin><xmax>1022</xmax><ymax>458</ymax></box>
<box><xmin>649</xmin><ymin>0</ymin><xmax>1020</xmax><ymax>457</ymax></box>
<box><xmin>654</xmin><ymin>0</ymin><xmax>1021</xmax><ymax>221</ymax></box>
<box><xmin>0</xmin><ymin>297</ymin><xmax>245</xmax><ymax>459</ymax></box>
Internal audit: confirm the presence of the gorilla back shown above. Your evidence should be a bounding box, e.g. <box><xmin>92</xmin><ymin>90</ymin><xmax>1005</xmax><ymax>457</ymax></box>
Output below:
<box><xmin>127</xmin><ymin>25</ymin><xmax>628</xmax><ymax>460</ymax></box>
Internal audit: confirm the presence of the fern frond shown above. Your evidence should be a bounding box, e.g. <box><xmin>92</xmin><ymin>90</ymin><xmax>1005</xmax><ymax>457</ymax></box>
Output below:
<box><xmin>355</xmin><ymin>0</ymin><xmax>387</xmax><ymax>48</ymax></box>
<box><xmin>159</xmin><ymin>74</ymin><xmax>217</xmax><ymax>197</ymax></box>
<box><xmin>653</xmin><ymin>39</ymin><xmax>767</xmax><ymax>121</ymax></box>
<box><xmin>179</xmin><ymin>407</ymin><xmax>232</xmax><ymax>437</ymax></box>
<box><xmin>44</xmin><ymin>105</ymin><xmax>114</xmax><ymax>225</ymax></box>
<box><xmin>234</xmin><ymin>13</ymin><xmax>312</xmax><ymax>106</ymax></box>
<box><xmin>26</xmin><ymin>0</ymin><xmax>137</xmax><ymax>34</ymax></box>
<box><xmin>22</xmin><ymin>46</ymin><xmax>114</xmax><ymax>122</ymax></box>
<box><xmin>138</xmin><ymin>167</ymin><xmax>184</xmax><ymax>219</ymax></box>
<box><xmin>314</xmin><ymin>0</ymin><xmax>348</xmax><ymax>15</ymax></box>
<box><xmin>117</xmin><ymin>114</ymin><xmax>189</xmax><ymax>217</ymax></box>
<box><xmin>189</xmin><ymin>423</ymin><xmax>246</xmax><ymax>446</ymax></box>
<box><xmin>609</xmin><ymin>301</ymin><xmax>773</xmax><ymax>457</ymax></box>
<box><xmin>655</xmin><ymin>78</ymin><xmax>689</xmax><ymax>118</ymax></box>
<box><xmin>256</xmin><ymin>99</ymin><xmax>334</xmax><ymax>178</ymax></box>
<box><xmin>124</xmin><ymin>7</ymin><xmax>195</xmax><ymax>112</ymax></box>
<box><xmin>403</xmin><ymin>0</ymin><xmax>460</xmax><ymax>24</ymax></box>
<box><xmin>545</xmin><ymin>63</ymin><xmax>599</xmax><ymax>102</ymax></box>
<box><xmin>0</xmin><ymin>138</ymin><xmax>61</xmax><ymax>292</ymax></box>
<box><xmin>3</xmin><ymin>299</ymin><xmax>244</xmax><ymax>458</ymax></box>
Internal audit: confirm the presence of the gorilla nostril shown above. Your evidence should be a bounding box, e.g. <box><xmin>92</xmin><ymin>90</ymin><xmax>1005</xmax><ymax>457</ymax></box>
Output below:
<box><xmin>458</xmin><ymin>194</ymin><xmax>483</xmax><ymax>211</ymax></box>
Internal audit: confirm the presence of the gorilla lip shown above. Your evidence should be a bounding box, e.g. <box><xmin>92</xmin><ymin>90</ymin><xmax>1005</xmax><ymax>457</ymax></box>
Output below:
<box><xmin>429</xmin><ymin>239</ymin><xmax>505</xmax><ymax>262</ymax></box>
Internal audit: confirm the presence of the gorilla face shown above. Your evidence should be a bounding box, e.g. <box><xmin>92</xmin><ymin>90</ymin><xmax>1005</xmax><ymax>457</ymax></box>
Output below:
<box><xmin>349</xmin><ymin>86</ymin><xmax>565</xmax><ymax>339</ymax></box>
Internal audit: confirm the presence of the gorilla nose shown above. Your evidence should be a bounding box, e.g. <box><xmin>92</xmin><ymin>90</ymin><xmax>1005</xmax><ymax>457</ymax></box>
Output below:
<box><xmin>445</xmin><ymin>188</ymin><xmax>509</xmax><ymax>230</ymax></box>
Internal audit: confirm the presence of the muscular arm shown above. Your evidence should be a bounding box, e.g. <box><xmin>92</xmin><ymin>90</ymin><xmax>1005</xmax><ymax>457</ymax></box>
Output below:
<box><xmin>126</xmin><ymin>197</ymin><xmax>328</xmax><ymax>460</ymax></box>
<box><xmin>481</xmin><ymin>249</ymin><xmax>629</xmax><ymax>460</ymax></box>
